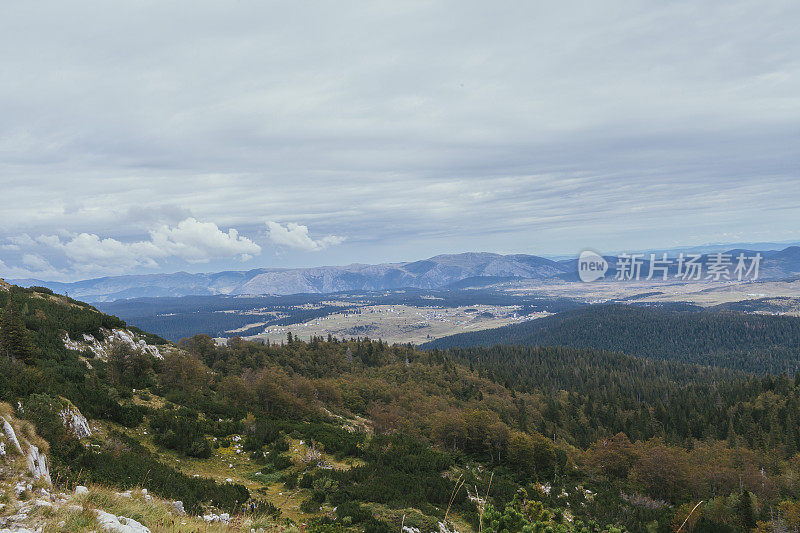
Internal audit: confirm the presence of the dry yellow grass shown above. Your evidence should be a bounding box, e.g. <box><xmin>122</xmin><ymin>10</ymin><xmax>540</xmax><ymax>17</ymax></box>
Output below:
<box><xmin>37</xmin><ymin>485</ymin><xmax>289</xmax><ymax>532</ymax></box>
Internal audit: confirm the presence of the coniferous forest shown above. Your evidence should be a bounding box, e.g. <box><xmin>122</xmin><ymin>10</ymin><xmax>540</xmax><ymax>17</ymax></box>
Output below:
<box><xmin>424</xmin><ymin>304</ymin><xmax>800</xmax><ymax>374</ymax></box>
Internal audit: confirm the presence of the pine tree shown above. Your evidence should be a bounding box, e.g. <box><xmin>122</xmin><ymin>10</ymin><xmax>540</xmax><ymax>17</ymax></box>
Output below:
<box><xmin>726</xmin><ymin>416</ymin><xmax>737</xmax><ymax>449</ymax></box>
<box><xmin>735</xmin><ymin>490</ymin><xmax>756</xmax><ymax>531</ymax></box>
<box><xmin>0</xmin><ymin>303</ymin><xmax>36</xmax><ymax>363</ymax></box>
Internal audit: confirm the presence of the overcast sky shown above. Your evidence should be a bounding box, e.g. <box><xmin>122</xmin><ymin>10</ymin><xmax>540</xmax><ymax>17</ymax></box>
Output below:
<box><xmin>1</xmin><ymin>1</ymin><xmax>799</xmax><ymax>281</ymax></box>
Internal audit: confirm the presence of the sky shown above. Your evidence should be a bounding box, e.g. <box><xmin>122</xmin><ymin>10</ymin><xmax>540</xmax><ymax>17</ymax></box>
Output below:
<box><xmin>1</xmin><ymin>1</ymin><xmax>799</xmax><ymax>281</ymax></box>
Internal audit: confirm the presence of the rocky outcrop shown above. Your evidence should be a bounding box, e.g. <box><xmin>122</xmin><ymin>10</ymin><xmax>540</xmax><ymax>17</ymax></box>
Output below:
<box><xmin>1</xmin><ymin>414</ymin><xmax>51</xmax><ymax>486</ymax></box>
<box><xmin>59</xmin><ymin>403</ymin><xmax>92</xmax><ymax>439</ymax></box>
<box><xmin>25</xmin><ymin>444</ymin><xmax>50</xmax><ymax>486</ymax></box>
<box><xmin>1</xmin><ymin>416</ymin><xmax>23</xmax><ymax>455</ymax></box>
<box><xmin>63</xmin><ymin>328</ymin><xmax>164</xmax><ymax>360</ymax></box>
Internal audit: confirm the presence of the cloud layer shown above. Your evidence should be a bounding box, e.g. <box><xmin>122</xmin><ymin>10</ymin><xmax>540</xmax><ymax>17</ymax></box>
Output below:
<box><xmin>1</xmin><ymin>219</ymin><xmax>265</xmax><ymax>278</ymax></box>
<box><xmin>1</xmin><ymin>1</ymin><xmax>799</xmax><ymax>280</ymax></box>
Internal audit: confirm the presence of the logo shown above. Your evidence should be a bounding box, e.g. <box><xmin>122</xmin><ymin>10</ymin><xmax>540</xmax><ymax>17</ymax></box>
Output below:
<box><xmin>578</xmin><ymin>250</ymin><xmax>608</xmax><ymax>282</ymax></box>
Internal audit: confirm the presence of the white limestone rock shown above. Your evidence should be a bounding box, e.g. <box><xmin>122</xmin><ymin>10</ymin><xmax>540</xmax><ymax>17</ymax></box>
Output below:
<box><xmin>1</xmin><ymin>417</ymin><xmax>23</xmax><ymax>455</ymax></box>
<box><xmin>95</xmin><ymin>510</ymin><xmax>151</xmax><ymax>533</ymax></box>
<box><xmin>26</xmin><ymin>445</ymin><xmax>51</xmax><ymax>486</ymax></box>
<box><xmin>63</xmin><ymin>328</ymin><xmax>163</xmax><ymax>361</ymax></box>
<box><xmin>59</xmin><ymin>405</ymin><xmax>92</xmax><ymax>439</ymax></box>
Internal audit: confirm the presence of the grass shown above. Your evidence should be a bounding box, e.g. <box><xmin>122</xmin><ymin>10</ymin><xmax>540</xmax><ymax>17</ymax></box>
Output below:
<box><xmin>38</xmin><ymin>485</ymin><xmax>287</xmax><ymax>532</ymax></box>
<box><xmin>0</xmin><ymin>405</ymin><xmax>288</xmax><ymax>532</ymax></box>
<box><xmin>1</xmin><ymin>401</ymin><xmax>49</xmax><ymax>454</ymax></box>
<box><xmin>115</xmin><ymin>419</ymin><xmax>324</xmax><ymax>524</ymax></box>
<box><xmin>3</xmin><ymin>398</ymin><xmax>472</xmax><ymax>531</ymax></box>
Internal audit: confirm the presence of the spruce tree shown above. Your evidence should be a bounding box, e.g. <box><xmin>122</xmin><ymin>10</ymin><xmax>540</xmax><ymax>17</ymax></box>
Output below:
<box><xmin>735</xmin><ymin>490</ymin><xmax>756</xmax><ymax>531</ymax></box>
<box><xmin>0</xmin><ymin>303</ymin><xmax>36</xmax><ymax>363</ymax></box>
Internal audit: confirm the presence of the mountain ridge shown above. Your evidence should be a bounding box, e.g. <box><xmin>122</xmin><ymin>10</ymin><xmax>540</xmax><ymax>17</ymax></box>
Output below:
<box><xmin>9</xmin><ymin>246</ymin><xmax>800</xmax><ymax>302</ymax></box>
<box><xmin>9</xmin><ymin>252</ymin><xmax>567</xmax><ymax>301</ymax></box>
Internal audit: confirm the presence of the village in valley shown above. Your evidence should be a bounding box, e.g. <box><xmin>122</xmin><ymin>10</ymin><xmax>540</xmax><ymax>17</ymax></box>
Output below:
<box><xmin>240</xmin><ymin>303</ymin><xmax>552</xmax><ymax>345</ymax></box>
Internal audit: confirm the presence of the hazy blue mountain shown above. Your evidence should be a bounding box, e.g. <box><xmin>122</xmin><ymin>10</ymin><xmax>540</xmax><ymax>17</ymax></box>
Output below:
<box><xmin>12</xmin><ymin>252</ymin><xmax>568</xmax><ymax>301</ymax></box>
<box><xmin>10</xmin><ymin>247</ymin><xmax>800</xmax><ymax>302</ymax></box>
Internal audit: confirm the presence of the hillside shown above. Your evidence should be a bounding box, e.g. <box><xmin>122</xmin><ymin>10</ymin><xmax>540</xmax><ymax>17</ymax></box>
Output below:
<box><xmin>423</xmin><ymin>303</ymin><xmax>800</xmax><ymax>373</ymax></box>
<box><xmin>5</xmin><ymin>282</ymin><xmax>800</xmax><ymax>531</ymax></box>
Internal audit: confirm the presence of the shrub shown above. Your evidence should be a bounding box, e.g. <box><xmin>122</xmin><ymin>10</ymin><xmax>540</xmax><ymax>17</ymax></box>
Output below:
<box><xmin>23</xmin><ymin>394</ymin><xmax>248</xmax><ymax>514</ymax></box>
<box><xmin>300</xmin><ymin>497</ymin><xmax>320</xmax><ymax>513</ymax></box>
<box><xmin>149</xmin><ymin>407</ymin><xmax>212</xmax><ymax>458</ymax></box>
<box><xmin>335</xmin><ymin>501</ymin><xmax>372</xmax><ymax>524</ymax></box>
<box><xmin>281</xmin><ymin>472</ymin><xmax>299</xmax><ymax>490</ymax></box>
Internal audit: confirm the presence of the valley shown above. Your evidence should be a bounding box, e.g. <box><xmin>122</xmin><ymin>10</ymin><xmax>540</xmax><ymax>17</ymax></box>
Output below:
<box><xmin>245</xmin><ymin>303</ymin><xmax>553</xmax><ymax>345</ymax></box>
<box><xmin>93</xmin><ymin>275</ymin><xmax>800</xmax><ymax>346</ymax></box>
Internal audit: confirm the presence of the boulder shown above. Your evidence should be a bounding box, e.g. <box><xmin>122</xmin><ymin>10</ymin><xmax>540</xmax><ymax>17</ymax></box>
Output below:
<box><xmin>95</xmin><ymin>510</ymin><xmax>151</xmax><ymax>533</ymax></box>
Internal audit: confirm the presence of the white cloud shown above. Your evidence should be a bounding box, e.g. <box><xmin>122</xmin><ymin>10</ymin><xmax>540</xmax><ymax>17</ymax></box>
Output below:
<box><xmin>30</xmin><ymin>218</ymin><xmax>261</xmax><ymax>274</ymax></box>
<box><xmin>149</xmin><ymin>218</ymin><xmax>261</xmax><ymax>263</ymax></box>
<box><xmin>57</xmin><ymin>233</ymin><xmax>163</xmax><ymax>271</ymax></box>
<box><xmin>22</xmin><ymin>254</ymin><xmax>54</xmax><ymax>270</ymax></box>
<box><xmin>36</xmin><ymin>235</ymin><xmax>63</xmax><ymax>248</ymax></box>
<box><xmin>0</xmin><ymin>234</ymin><xmax>36</xmax><ymax>251</ymax></box>
<box><xmin>266</xmin><ymin>221</ymin><xmax>345</xmax><ymax>252</ymax></box>
<box><xmin>0</xmin><ymin>255</ymin><xmax>62</xmax><ymax>280</ymax></box>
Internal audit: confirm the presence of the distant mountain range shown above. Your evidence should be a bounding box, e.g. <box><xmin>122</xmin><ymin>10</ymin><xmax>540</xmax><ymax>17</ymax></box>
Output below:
<box><xmin>9</xmin><ymin>247</ymin><xmax>800</xmax><ymax>302</ymax></box>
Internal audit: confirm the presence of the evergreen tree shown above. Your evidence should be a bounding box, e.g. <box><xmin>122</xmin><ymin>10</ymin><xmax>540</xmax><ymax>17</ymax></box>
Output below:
<box><xmin>0</xmin><ymin>302</ymin><xmax>36</xmax><ymax>363</ymax></box>
<box><xmin>735</xmin><ymin>490</ymin><xmax>756</xmax><ymax>531</ymax></box>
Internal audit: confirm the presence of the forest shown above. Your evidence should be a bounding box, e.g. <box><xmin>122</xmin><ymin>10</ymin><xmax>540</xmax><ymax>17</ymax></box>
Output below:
<box><xmin>3</xmin><ymin>283</ymin><xmax>800</xmax><ymax>531</ymax></box>
<box><xmin>424</xmin><ymin>303</ymin><xmax>800</xmax><ymax>374</ymax></box>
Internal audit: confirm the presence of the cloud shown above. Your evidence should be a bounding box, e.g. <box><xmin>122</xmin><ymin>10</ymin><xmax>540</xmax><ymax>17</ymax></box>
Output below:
<box><xmin>266</xmin><ymin>221</ymin><xmax>345</xmax><ymax>252</ymax></box>
<box><xmin>22</xmin><ymin>254</ymin><xmax>54</xmax><ymax>270</ymax></box>
<box><xmin>123</xmin><ymin>204</ymin><xmax>194</xmax><ymax>228</ymax></box>
<box><xmin>0</xmin><ymin>234</ymin><xmax>37</xmax><ymax>251</ymax></box>
<box><xmin>0</xmin><ymin>255</ymin><xmax>62</xmax><ymax>280</ymax></box>
<box><xmin>29</xmin><ymin>218</ymin><xmax>261</xmax><ymax>274</ymax></box>
<box><xmin>57</xmin><ymin>233</ymin><xmax>163</xmax><ymax>271</ymax></box>
<box><xmin>0</xmin><ymin>1</ymin><xmax>799</xmax><ymax>275</ymax></box>
<box><xmin>148</xmin><ymin>218</ymin><xmax>261</xmax><ymax>263</ymax></box>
